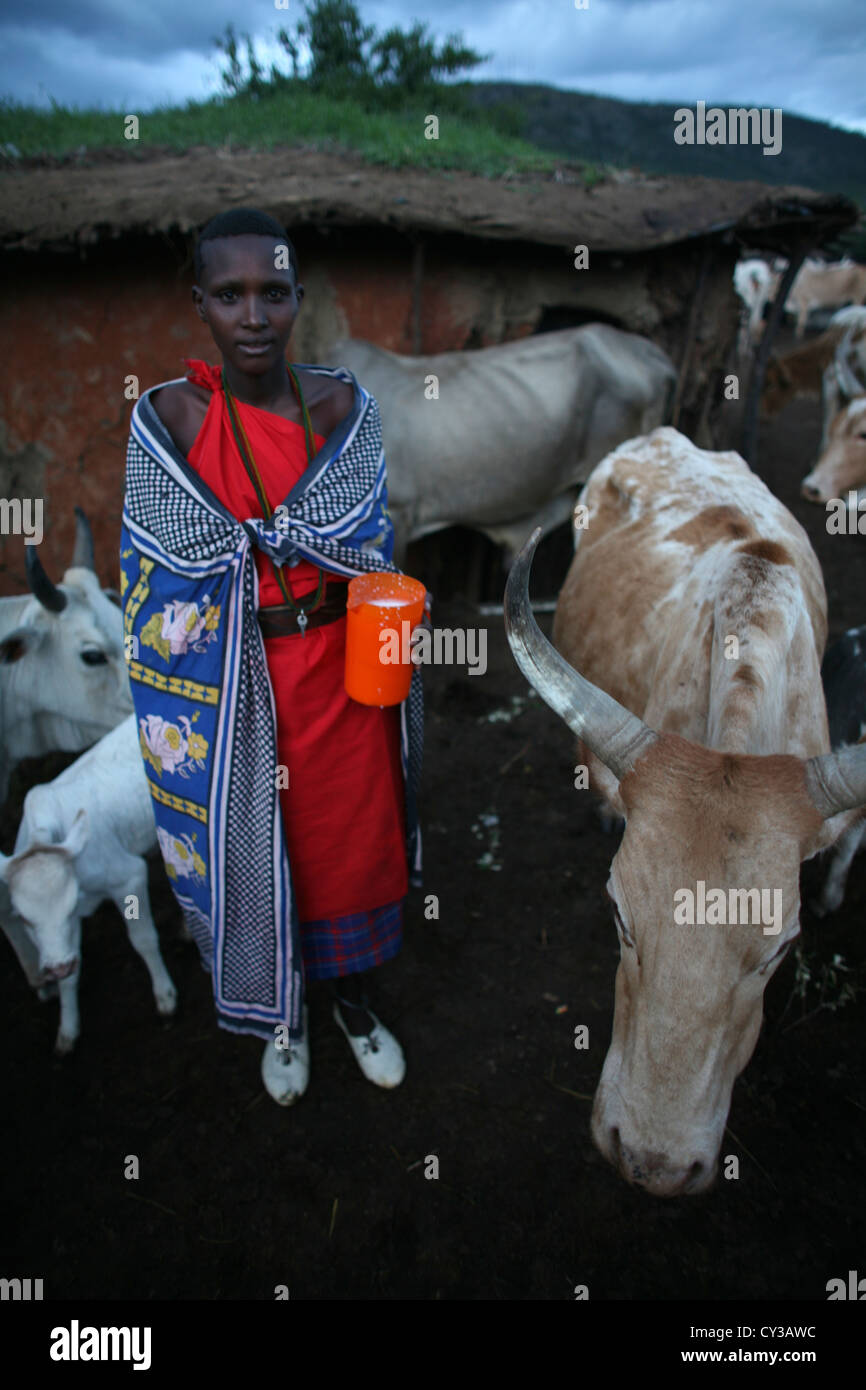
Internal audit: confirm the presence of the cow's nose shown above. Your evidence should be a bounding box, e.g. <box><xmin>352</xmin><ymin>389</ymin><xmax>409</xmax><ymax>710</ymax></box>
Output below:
<box><xmin>46</xmin><ymin>958</ymin><xmax>78</xmax><ymax>981</ymax></box>
<box><xmin>610</xmin><ymin>1129</ymin><xmax>714</xmax><ymax>1197</ymax></box>
<box><xmin>801</xmin><ymin>480</ymin><xmax>822</xmax><ymax>500</ymax></box>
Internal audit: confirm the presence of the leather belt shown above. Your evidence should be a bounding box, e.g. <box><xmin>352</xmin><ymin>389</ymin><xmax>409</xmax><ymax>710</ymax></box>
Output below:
<box><xmin>258</xmin><ymin>583</ymin><xmax>348</xmax><ymax>639</ymax></box>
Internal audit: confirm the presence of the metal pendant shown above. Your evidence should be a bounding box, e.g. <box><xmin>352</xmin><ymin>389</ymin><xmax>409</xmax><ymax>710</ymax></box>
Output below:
<box><xmin>297</xmin><ymin>609</ymin><xmax>308</xmax><ymax>636</ymax></box>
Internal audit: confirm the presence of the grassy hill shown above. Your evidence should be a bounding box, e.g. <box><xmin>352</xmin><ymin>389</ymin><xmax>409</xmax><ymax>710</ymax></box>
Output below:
<box><xmin>466</xmin><ymin>82</ymin><xmax>866</xmax><ymax>206</ymax></box>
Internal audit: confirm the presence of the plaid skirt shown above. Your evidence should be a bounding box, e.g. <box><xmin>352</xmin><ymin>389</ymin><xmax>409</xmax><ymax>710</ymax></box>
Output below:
<box><xmin>300</xmin><ymin>899</ymin><xmax>403</xmax><ymax>980</ymax></box>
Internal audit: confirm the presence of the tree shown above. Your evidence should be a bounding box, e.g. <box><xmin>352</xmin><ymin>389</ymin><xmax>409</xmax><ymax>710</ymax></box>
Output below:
<box><xmin>371</xmin><ymin>22</ymin><xmax>486</xmax><ymax>94</ymax></box>
<box><xmin>216</xmin><ymin>2</ymin><xmax>488</xmax><ymax>101</ymax></box>
<box><xmin>298</xmin><ymin>0</ymin><xmax>377</xmax><ymax>89</ymax></box>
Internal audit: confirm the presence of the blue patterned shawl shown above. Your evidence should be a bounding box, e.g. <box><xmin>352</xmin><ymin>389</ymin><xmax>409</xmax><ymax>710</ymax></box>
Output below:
<box><xmin>120</xmin><ymin>366</ymin><xmax>423</xmax><ymax>1040</ymax></box>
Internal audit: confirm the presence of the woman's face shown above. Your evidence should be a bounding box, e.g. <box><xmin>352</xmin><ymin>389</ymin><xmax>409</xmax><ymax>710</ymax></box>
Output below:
<box><xmin>192</xmin><ymin>234</ymin><xmax>303</xmax><ymax>376</ymax></box>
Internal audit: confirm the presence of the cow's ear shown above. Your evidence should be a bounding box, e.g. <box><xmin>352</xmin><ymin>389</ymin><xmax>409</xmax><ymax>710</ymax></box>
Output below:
<box><xmin>0</xmin><ymin>626</ymin><xmax>40</xmax><ymax>665</ymax></box>
<box><xmin>62</xmin><ymin>809</ymin><xmax>90</xmax><ymax>859</ymax></box>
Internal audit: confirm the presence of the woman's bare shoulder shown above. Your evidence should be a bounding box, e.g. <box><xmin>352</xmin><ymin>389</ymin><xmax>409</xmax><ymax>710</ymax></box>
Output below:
<box><xmin>150</xmin><ymin>380</ymin><xmax>211</xmax><ymax>454</ymax></box>
<box><xmin>299</xmin><ymin>370</ymin><xmax>355</xmax><ymax>438</ymax></box>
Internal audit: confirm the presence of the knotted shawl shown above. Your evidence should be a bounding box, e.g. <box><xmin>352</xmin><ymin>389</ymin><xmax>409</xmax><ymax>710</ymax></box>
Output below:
<box><xmin>120</xmin><ymin>366</ymin><xmax>423</xmax><ymax>1040</ymax></box>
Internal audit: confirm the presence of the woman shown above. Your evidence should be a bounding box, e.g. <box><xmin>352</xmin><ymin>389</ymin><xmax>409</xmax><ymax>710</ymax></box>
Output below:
<box><xmin>120</xmin><ymin>208</ymin><xmax>423</xmax><ymax>1105</ymax></box>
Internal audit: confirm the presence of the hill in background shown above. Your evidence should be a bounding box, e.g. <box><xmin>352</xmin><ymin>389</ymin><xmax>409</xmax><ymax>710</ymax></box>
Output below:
<box><xmin>467</xmin><ymin>81</ymin><xmax>866</xmax><ymax>252</ymax></box>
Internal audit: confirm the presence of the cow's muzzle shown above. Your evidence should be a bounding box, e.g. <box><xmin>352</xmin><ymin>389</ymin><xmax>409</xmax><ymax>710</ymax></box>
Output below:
<box><xmin>605</xmin><ymin>1125</ymin><xmax>717</xmax><ymax>1197</ymax></box>
<box><xmin>44</xmin><ymin>958</ymin><xmax>78</xmax><ymax>981</ymax></box>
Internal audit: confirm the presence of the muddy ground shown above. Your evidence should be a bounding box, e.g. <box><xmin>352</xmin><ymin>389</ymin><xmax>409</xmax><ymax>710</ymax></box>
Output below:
<box><xmin>0</xmin><ymin>343</ymin><xmax>863</xmax><ymax>1302</ymax></box>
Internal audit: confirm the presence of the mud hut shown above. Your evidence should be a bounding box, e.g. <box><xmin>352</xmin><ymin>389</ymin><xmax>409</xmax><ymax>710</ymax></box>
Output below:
<box><xmin>0</xmin><ymin>145</ymin><xmax>856</xmax><ymax>597</ymax></box>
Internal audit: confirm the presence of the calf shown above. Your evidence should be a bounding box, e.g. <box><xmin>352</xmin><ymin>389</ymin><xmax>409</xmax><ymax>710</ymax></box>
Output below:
<box><xmin>505</xmin><ymin>427</ymin><xmax>866</xmax><ymax>1195</ymax></box>
<box><xmin>801</xmin><ymin>394</ymin><xmax>866</xmax><ymax>504</ymax></box>
<box><xmin>0</xmin><ymin>715</ymin><xmax>176</xmax><ymax>1053</ymax></box>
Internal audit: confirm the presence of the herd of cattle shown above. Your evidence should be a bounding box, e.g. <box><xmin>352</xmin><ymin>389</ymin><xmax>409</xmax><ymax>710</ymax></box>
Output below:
<box><xmin>1</xmin><ymin>259</ymin><xmax>864</xmax><ymax>1196</ymax></box>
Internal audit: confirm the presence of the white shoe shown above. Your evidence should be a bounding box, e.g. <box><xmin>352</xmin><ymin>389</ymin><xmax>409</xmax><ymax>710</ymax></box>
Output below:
<box><xmin>333</xmin><ymin>1000</ymin><xmax>406</xmax><ymax>1088</ymax></box>
<box><xmin>261</xmin><ymin>1009</ymin><xmax>310</xmax><ymax>1106</ymax></box>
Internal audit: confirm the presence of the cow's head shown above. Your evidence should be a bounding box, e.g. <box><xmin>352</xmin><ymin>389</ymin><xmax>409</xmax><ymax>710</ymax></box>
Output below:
<box><xmin>505</xmin><ymin>529</ymin><xmax>866</xmax><ymax>1196</ymax></box>
<box><xmin>0</xmin><ymin>809</ymin><xmax>89</xmax><ymax>978</ymax></box>
<box><xmin>0</xmin><ymin>508</ymin><xmax>133</xmax><ymax>742</ymax></box>
<box><xmin>802</xmin><ymin>395</ymin><xmax>866</xmax><ymax>504</ymax></box>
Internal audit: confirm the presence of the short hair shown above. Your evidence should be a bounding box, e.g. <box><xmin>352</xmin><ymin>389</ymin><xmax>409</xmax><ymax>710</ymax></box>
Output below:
<box><xmin>193</xmin><ymin>208</ymin><xmax>299</xmax><ymax>284</ymax></box>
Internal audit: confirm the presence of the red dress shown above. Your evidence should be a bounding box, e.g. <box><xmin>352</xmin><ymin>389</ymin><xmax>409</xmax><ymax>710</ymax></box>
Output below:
<box><xmin>184</xmin><ymin>361</ymin><xmax>407</xmax><ymax>979</ymax></box>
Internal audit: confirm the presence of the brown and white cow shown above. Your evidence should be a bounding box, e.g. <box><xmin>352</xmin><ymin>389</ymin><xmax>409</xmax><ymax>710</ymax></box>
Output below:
<box><xmin>504</xmin><ymin>427</ymin><xmax>866</xmax><ymax>1196</ymax></box>
<box><xmin>801</xmin><ymin>394</ymin><xmax>866</xmax><ymax>505</ymax></box>
<box><xmin>787</xmin><ymin>260</ymin><xmax>866</xmax><ymax>339</ymax></box>
<box><xmin>762</xmin><ymin>307</ymin><xmax>866</xmax><ymax>445</ymax></box>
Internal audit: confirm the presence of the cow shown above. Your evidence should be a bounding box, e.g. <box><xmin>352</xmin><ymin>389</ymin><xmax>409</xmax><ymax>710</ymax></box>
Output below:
<box><xmin>504</xmin><ymin>426</ymin><xmax>866</xmax><ymax>1196</ymax></box>
<box><xmin>0</xmin><ymin>714</ymin><xmax>176</xmax><ymax>1054</ymax></box>
<box><xmin>327</xmin><ymin>327</ymin><xmax>677</xmax><ymax>563</ymax></box>
<box><xmin>786</xmin><ymin>260</ymin><xmax>866</xmax><ymax>339</ymax></box>
<box><xmin>0</xmin><ymin>507</ymin><xmax>133</xmax><ymax>802</ymax></box>
<box><xmin>812</xmin><ymin>626</ymin><xmax>866</xmax><ymax>916</ymax></box>
<box><xmin>762</xmin><ymin>307</ymin><xmax>866</xmax><ymax>445</ymax></box>
<box><xmin>801</xmin><ymin>394</ymin><xmax>866</xmax><ymax>505</ymax></box>
<box><xmin>733</xmin><ymin>258</ymin><xmax>780</xmax><ymax>352</ymax></box>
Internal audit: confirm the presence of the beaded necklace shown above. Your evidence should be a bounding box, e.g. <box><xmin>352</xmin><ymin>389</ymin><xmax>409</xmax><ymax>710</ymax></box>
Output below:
<box><xmin>222</xmin><ymin>364</ymin><xmax>325</xmax><ymax>630</ymax></box>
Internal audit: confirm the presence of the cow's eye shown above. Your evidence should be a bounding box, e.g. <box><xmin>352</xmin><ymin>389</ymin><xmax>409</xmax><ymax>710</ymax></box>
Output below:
<box><xmin>81</xmin><ymin>649</ymin><xmax>108</xmax><ymax>666</ymax></box>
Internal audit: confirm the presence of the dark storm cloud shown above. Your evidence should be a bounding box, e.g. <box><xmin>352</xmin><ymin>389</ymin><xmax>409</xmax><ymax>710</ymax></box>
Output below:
<box><xmin>0</xmin><ymin>0</ymin><xmax>271</xmax><ymax>57</ymax></box>
<box><xmin>0</xmin><ymin>0</ymin><xmax>864</xmax><ymax>132</ymax></box>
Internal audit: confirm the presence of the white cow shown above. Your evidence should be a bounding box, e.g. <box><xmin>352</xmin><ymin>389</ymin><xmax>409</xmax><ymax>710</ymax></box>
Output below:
<box><xmin>733</xmin><ymin>258</ymin><xmax>780</xmax><ymax>352</ymax></box>
<box><xmin>328</xmin><ymin>327</ymin><xmax>677</xmax><ymax>562</ymax></box>
<box><xmin>787</xmin><ymin>260</ymin><xmax>866</xmax><ymax>339</ymax></box>
<box><xmin>505</xmin><ymin>428</ymin><xmax>866</xmax><ymax>1195</ymax></box>
<box><xmin>0</xmin><ymin>508</ymin><xmax>133</xmax><ymax>801</ymax></box>
<box><xmin>0</xmin><ymin>715</ymin><xmax>175</xmax><ymax>1054</ymax></box>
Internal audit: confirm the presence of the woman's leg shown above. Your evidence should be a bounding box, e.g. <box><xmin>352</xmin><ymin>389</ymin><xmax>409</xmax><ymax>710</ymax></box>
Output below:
<box><xmin>333</xmin><ymin>969</ymin><xmax>376</xmax><ymax>1035</ymax></box>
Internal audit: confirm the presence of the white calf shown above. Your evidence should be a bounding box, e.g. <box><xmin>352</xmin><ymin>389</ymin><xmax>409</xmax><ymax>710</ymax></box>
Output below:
<box><xmin>0</xmin><ymin>715</ymin><xmax>175</xmax><ymax>1053</ymax></box>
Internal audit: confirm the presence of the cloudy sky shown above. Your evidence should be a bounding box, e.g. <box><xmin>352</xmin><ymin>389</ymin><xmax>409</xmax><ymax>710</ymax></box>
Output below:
<box><xmin>1</xmin><ymin>0</ymin><xmax>865</xmax><ymax>134</ymax></box>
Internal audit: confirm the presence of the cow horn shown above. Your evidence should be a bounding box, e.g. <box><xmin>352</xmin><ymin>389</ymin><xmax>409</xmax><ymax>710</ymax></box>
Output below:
<box><xmin>834</xmin><ymin>344</ymin><xmax>864</xmax><ymax>400</ymax></box>
<box><xmin>804</xmin><ymin>743</ymin><xmax>866</xmax><ymax>820</ymax></box>
<box><xmin>71</xmin><ymin>506</ymin><xmax>96</xmax><ymax>571</ymax></box>
<box><xmin>25</xmin><ymin>544</ymin><xmax>67</xmax><ymax>613</ymax></box>
<box><xmin>504</xmin><ymin>527</ymin><xmax>657</xmax><ymax>781</ymax></box>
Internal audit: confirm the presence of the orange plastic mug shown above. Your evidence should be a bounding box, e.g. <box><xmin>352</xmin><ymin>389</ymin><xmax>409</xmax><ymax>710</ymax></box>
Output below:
<box><xmin>345</xmin><ymin>572</ymin><xmax>427</xmax><ymax>706</ymax></box>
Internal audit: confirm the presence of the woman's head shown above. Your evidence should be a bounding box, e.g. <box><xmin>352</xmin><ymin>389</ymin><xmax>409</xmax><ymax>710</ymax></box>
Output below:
<box><xmin>192</xmin><ymin>208</ymin><xmax>303</xmax><ymax>376</ymax></box>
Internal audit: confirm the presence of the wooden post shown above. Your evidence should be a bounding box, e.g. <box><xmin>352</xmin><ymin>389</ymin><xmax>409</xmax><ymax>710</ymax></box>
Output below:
<box><xmin>671</xmin><ymin>241</ymin><xmax>714</xmax><ymax>430</ymax></box>
<box><xmin>740</xmin><ymin>243</ymin><xmax>810</xmax><ymax>466</ymax></box>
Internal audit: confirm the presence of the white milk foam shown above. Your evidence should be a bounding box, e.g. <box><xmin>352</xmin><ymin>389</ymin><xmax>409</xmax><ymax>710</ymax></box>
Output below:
<box><xmin>364</xmin><ymin>595</ymin><xmax>413</xmax><ymax>607</ymax></box>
